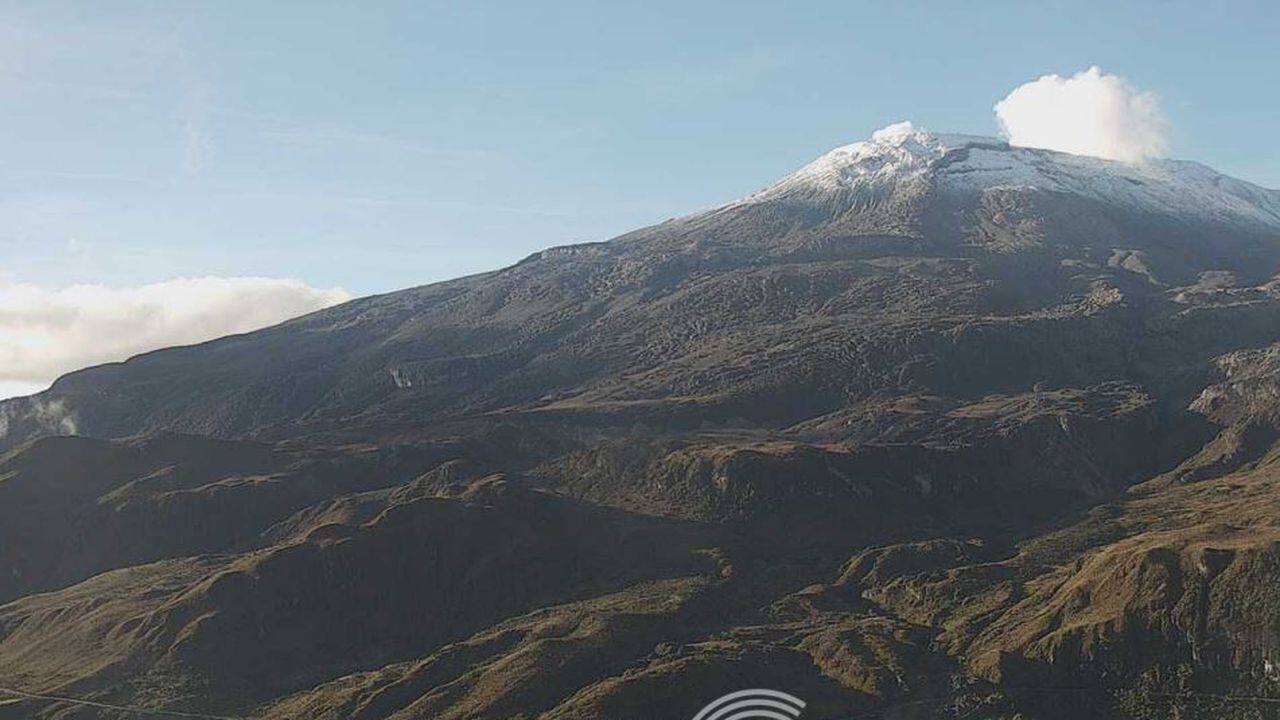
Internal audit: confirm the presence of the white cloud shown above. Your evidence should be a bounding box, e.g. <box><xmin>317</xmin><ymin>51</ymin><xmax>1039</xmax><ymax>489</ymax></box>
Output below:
<box><xmin>0</xmin><ymin>277</ymin><xmax>349</xmax><ymax>395</ymax></box>
<box><xmin>994</xmin><ymin>66</ymin><xmax>1171</xmax><ymax>163</ymax></box>
<box><xmin>0</xmin><ymin>380</ymin><xmax>46</xmax><ymax>400</ymax></box>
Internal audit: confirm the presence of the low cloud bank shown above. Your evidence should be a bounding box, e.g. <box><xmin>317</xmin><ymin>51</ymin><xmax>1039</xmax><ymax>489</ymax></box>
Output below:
<box><xmin>0</xmin><ymin>276</ymin><xmax>349</xmax><ymax>397</ymax></box>
<box><xmin>995</xmin><ymin>66</ymin><xmax>1171</xmax><ymax>163</ymax></box>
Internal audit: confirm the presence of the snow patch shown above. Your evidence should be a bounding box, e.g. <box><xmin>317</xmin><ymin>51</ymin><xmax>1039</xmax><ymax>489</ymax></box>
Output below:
<box><xmin>389</xmin><ymin>367</ymin><xmax>413</xmax><ymax>389</ymax></box>
<box><xmin>747</xmin><ymin>122</ymin><xmax>1280</xmax><ymax>228</ymax></box>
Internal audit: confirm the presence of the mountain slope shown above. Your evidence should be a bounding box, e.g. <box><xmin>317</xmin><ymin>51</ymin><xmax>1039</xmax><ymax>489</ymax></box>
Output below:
<box><xmin>3</xmin><ymin>125</ymin><xmax>1280</xmax><ymax>719</ymax></box>
<box><xmin>3</xmin><ymin>126</ymin><xmax>1279</xmax><ymax>450</ymax></box>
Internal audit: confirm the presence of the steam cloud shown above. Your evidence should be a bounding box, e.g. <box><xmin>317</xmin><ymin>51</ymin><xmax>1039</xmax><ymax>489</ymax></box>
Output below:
<box><xmin>0</xmin><ymin>276</ymin><xmax>349</xmax><ymax>397</ymax></box>
<box><xmin>994</xmin><ymin>66</ymin><xmax>1171</xmax><ymax>163</ymax></box>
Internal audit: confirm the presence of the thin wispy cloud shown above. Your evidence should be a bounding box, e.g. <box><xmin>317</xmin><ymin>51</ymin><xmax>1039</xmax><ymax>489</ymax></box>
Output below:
<box><xmin>634</xmin><ymin>48</ymin><xmax>788</xmax><ymax>104</ymax></box>
<box><xmin>262</xmin><ymin>125</ymin><xmax>497</xmax><ymax>160</ymax></box>
<box><xmin>0</xmin><ymin>8</ymin><xmax>183</xmax><ymax>104</ymax></box>
<box><xmin>181</xmin><ymin>120</ymin><xmax>214</xmax><ymax>176</ymax></box>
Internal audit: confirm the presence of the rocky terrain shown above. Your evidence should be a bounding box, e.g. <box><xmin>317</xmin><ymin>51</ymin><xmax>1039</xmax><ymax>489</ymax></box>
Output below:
<box><xmin>2</xmin><ymin>125</ymin><xmax>1280</xmax><ymax>718</ymax></box>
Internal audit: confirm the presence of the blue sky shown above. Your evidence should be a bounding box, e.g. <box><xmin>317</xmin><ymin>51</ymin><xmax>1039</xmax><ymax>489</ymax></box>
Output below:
<box><xmin>4</xmin><ymin>0</ymin><xmax>1278</xmax><ymax>294</ymax></box>
<box><xmin>1</xmin><ymin>1</ymin><xmax>1278</xmax><ymax>397</ymax></box>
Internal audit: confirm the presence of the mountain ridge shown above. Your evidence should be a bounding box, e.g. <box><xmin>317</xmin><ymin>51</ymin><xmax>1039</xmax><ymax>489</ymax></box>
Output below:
<box><xmin>742</xmin><ymin>122</ymin><xmax>1280</xmax><ymax>231</ymax></box>
<box><xmin>5</xmin><ymin>124</ymin><xmax>1280</xmax><ymax>451</ymax></box>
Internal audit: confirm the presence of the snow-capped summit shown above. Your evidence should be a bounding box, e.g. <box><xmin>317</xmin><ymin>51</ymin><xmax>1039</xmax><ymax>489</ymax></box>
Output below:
<box><xmin>750</xmin><ymin>121</ymin><xmax>1280</xmax><ymax>229</ymax></box>
<box><xmin>776</xmin><ymin>121</ymin><xmax>1004</xmax><ymax>191</ymax></box>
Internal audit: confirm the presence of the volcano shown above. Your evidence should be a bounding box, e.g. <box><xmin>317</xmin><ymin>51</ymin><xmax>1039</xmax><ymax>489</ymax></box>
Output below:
<box><xmin>2</xmin><ymin>124</ymin><xmax>1280</xmax><ymax>719</ymax></box>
